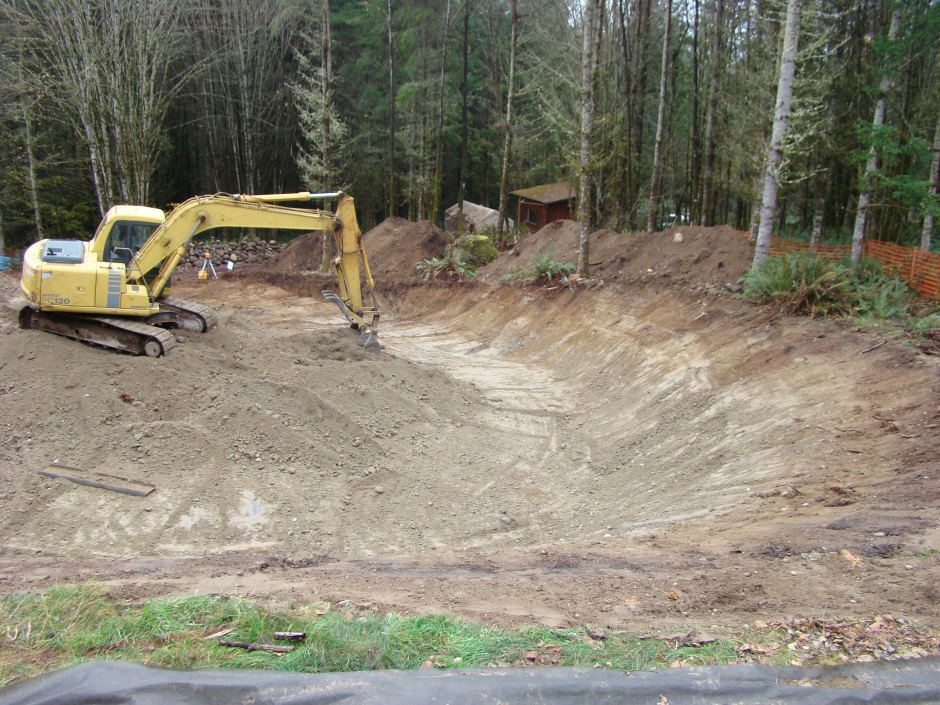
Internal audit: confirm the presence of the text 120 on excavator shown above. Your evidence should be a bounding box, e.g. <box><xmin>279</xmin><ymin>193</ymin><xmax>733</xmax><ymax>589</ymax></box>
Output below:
<box><xmin>19</xmin><ymin>192</ymin><xmax>380</xmax><ymax>356</ymax></box>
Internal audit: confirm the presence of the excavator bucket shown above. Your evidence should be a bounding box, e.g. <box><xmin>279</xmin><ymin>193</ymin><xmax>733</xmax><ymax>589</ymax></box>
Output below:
<box><xmin>357</xmin><ymin>328</ymin><xmax>382</xmax><ymax>355</ymax></box>
<box><xmin>322</xmin><ymin>290</ymin><xmax>382</xmax><ymax>355</ymax></box>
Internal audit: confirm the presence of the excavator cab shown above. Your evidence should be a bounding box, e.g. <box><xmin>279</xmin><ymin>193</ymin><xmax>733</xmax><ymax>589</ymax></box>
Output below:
<box><xmin>103</xmin><ymin>222</ymin><xmax>159</xmax><ymax>266</ymax></box>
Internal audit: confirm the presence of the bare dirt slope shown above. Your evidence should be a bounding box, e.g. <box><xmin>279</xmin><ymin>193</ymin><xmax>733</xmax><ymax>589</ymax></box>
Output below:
<box><xmin>0</xmin><ymin>221</ymin><xmax>938</xmax><ymax>635</ymax></box>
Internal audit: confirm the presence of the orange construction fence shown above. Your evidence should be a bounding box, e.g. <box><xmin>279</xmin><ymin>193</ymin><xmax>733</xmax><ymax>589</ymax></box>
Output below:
<box><xmin>762</xmin><ymin>237</ymin><xmax>940</xmax><ymax>300</ymax></box>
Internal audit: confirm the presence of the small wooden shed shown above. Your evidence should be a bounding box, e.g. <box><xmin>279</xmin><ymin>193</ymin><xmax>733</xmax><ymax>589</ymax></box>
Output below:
<box><xmin>512</xmin><ymin>182</ymin><xmax>576</xmax><ymax>233</ymax></box>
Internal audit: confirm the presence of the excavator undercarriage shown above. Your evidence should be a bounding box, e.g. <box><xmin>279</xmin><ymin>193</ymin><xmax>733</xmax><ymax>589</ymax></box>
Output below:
<box><xmin>18</xmin><ymin>295</ymin><xmax>214</xmax><ymax>357</ymax></box>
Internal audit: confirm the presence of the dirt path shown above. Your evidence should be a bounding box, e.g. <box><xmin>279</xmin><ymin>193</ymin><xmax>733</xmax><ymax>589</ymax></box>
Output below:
<box><xmin>1</xmin><ymin>268</ymin><xmax>938</xmax><ymax>633</ymax></box>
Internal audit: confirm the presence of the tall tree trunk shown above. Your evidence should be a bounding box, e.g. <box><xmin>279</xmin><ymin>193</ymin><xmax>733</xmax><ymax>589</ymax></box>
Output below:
<box><xmin>497</xmin><ymin>0</ymin><xmax>518</xmax><ymax>243</ymax></box>
<box><xmin>612</xmin><ymin>0</ymin><xmax>631</xmax><ymax>231</ymax></box>
<box><xmin>810</xmin><ymin>175</ymin><xmax>825</xmax><ymax>253</ymax></box>
<box><xmin>752</xmin><ymin>0</ymin><xmax>802</xmax><ymax>270</ymax></box>
<box><xmin>699</xmin><ymin>0</ymin><xmax>724</xmax><ymax>227</ymax></box>
<box><xmin>690</xmin><ymin>0</ymin><xmax>700</xmax><ymax>224</ymax></box>
<box><xmin>851</xmin><ymin>7</ymin><xmax>900</xmax><ymax>264</ymax></box>
<box><xmin>647</xmin><ymin>0</ymin><xmax>672</xmax><ymax>234</ymax></box>
<box><xmin>457</xmin><ymin>0</ymin><xmax>470</xmax><ymax>233</ymax></box>
<box><xmin>21</xmin><ymin>104</ymin><xmax>42</xmax><ymax>239</ymax></box>
<box><xmin>16</xmin><ymin>50</ymin><xmax>42</xmax><ymax>240</ymax></box>
<box><xmin>386</xmin><ymin>0</ymin><xmax>397</xmax><ymax>216</ymax></box>
<box><xmin>578</xmin><ymin>0</ymin><xmax>601</xmax><ymax>277</ymax></box>
<box><xmin>321</xmin><ymin>0</ymin><xmax>334</xmax><ymax>272</ymax></box>
<box><xmin>418</xmin><ymin>35</ymin><xmax>429</xmax><ymax>221</ymax></box>
<box><xmin>431</xmin><ymin>0</ymin><xmax>452</xmax><ymax>225</ymax></box>
<box><xmin>922</xmin><ymin>109</ymin><xmax>940</xmax><ymax>251</ymax></box>
<box><xmin>627</xmin><ymin>0</ymin><xmax>652</xmax><ymax>230</ymax></box>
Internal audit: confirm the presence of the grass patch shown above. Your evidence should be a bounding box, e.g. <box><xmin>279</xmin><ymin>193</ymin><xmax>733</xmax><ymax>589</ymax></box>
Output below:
<box><xmin>4</xmin><ymin>585</ymin><xmax>937</xmax><ymax>687</ymax></box>
<box><xmin>0</xmin><ymin>584</ymin><xmax>748</xmax><ymax>685</ymax></box>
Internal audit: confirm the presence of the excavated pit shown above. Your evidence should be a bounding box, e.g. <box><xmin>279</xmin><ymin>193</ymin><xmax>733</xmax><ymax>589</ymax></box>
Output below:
<box><xmin>0</xmin><ymin>220</ymin><xmax>938</xmax><ymax>629</ymax></box>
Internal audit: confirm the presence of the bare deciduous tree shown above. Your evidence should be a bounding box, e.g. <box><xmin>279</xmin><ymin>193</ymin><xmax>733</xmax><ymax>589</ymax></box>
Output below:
<box><xmin>921</xmin><ymin>109</ymin><xmax>940</xmax><ymax>252</ymax></box>
<box><xmin>851</xmin><ymin>6</ymin><xmax>900</xmax><ymax>264</ymax></box>
<box><xmin>497</xmin><ymin>0</ymin><xmax>519</xmax><ymax>243</ymax></box>
<box><xmin>699</xmin><ymin>0</ymin><xmax>724</xmax><ymax>227</ymax></box>
<box><xmin>577</xmin><ymin>0</ymin><xmax>602</xmax><ymax>278</ymax></box>
<box><xmin>752</xmin><ymin>0</ymin><xmax>802</xmax><ymax>270</ymax></box>
<box><xmin>197</xmin><ymin>0</ymin><xmax>304</xmax><ymax>196</ymax></box>
<box><xmin>647</xmin><ymin>0</ymin><xmax>672</xmax><ymax>234</ymax></box>
<box><xmin>21</xmin><ymin>0</ymin><xmax>189</xmax><ymax>211</ymax></box>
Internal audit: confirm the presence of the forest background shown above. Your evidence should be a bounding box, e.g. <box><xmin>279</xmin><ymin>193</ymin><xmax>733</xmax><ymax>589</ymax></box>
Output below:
<box><xmin>0</xmin><ymin>0</ymin><xmax>937</xmax><ymax>256</ymax></box>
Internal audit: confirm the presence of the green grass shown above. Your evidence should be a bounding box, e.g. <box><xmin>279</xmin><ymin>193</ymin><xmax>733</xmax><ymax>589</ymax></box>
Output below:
<box><xmin>0</xmin><ymin>584</ymin><xmax>748</xmax><ymax>685</ymax></box>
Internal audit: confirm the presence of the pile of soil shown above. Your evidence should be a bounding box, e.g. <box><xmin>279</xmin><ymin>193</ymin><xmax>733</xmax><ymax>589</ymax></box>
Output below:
<box><xmin>360</xmin><ymin>218</ymin><xmax>449</xmax><ymax>282</ymax></box>
<box><xmin>480</xmin><ymin>220</ymin><xmax>753</xmax><ymax>291</ymax></box>
<box><xmin>271</xmin><ymin>232</ymin><xmax>328</xmax><ymax>273</ymax></box>
<box><xmin>257</xmin><ymin>217</ymin><xmax>450</xmax><ymax>288</ymax></box>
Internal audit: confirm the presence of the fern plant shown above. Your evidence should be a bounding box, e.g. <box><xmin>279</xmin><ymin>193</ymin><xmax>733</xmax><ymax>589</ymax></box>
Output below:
<box><xmin>415</xmin><ymin>256</ymin><xmax>477</xmax><ymax>280</ymax></box>
<box><xmin>502</xmin><ymin>247</ymin><xmax>576</xmax><ymax>285</ymax></box>
<box><xmin>742</xmin><ymin>253</ymin><xmax>853</xmax><ymax>316</ymax></box>
<box><xmin>531</xmin><ymin>247</ymin><xmax>576</xmax><ymax>283</ymax></box>
<box><xmin>743</xmin><ymin>253</ymin><xmax>924</xmax><ymax>320</ymax></box>
<box><xmin>849</xmin><ymin>258</ymin><xmax>913</xmax><ymax>319</ymax></box>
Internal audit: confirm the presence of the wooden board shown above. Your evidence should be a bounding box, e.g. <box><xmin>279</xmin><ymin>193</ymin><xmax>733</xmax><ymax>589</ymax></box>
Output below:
<box><xmin>40</xmin><ymin>464</ymin><xmax>155</xmax><ymax>497</ymax></box>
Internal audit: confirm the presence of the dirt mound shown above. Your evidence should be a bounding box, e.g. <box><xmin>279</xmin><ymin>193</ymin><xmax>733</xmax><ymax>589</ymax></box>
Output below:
<box><xmin>480</xmin><ymin>220</ymin><xmax>753</xmax><ymax>290</ymax></box>
<box><xmin>362</xmin><ymin>218</ymin><xmax>449</xmax><ymax>282</ymax></box>
<box><xmin>271</xmin><ymin>232</ymin><xmax>327</xmax><ymax>273</ymax></box>
<box><xmin>263</xmin><ymin>217</ymin><xmax>449</xmax><ymax>285</ymax></box>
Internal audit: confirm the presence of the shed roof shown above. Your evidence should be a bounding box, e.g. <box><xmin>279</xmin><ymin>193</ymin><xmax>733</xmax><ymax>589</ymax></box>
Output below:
<box><xmin>510</xmin><ymin>182</ymin><xmax>575</xmax><ymax>205</ymax></box>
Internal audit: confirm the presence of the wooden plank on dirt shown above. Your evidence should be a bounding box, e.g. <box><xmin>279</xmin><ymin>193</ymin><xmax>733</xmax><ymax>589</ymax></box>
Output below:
<box><xmin>274</xmin><ymin>632</ymin><xmax>307</xmax><ymax>641</ymax></box>
<box><xmin>39</xmin><ymin>464</ymin><xmax>155</xmax><ymax>497</ymax></box>
<box><xmin>218</xmin><ymin>640</ymin><xmax>295</xmax><ymax>653</ymax></box>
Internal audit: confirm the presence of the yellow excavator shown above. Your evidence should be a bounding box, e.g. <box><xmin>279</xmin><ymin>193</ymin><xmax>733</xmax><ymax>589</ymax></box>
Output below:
<box><xmin>19</xmin><ymin>191</ymin><xmax>380</xmax><ymax>356</ymax></box>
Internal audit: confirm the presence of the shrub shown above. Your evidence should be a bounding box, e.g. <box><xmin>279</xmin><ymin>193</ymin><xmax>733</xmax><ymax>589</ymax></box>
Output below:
<box><xmin>853</xmin><ymin>275</ymin><xmax>913</xmax><ymax>319</ymax></box>
<box><xmin>454</xmin><ymin>234</ymin><xmax>499</xmax><ymax>265</ymax></box>
<box><xmin>742</xmin><ymin>252</ymin><xmax>852</xmax><ymax>317</ymax></box>
<box><xmin>743</xmin><ymin>253</ymin><xmax>924</xmax><ymax>320</ymax></box>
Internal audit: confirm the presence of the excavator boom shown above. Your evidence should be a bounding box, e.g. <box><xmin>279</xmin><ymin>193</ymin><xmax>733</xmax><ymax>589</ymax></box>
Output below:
<box><xmin>19</xmin><ymin>192</ymin><xmax>380</xmax><ymax>356</ymax></box>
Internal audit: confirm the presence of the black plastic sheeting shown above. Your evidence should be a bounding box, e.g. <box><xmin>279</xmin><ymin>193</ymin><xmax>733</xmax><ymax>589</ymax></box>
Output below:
<box><xmin>2</xmin><ymin>659</ymin><xmax>940</xmax><ymax>705</ymax></box>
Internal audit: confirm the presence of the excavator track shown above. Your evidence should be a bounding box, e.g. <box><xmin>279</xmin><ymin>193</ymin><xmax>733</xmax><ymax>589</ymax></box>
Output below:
<box><xmin>157</xmin><ymin>296</ymin><xmax>217</xmax><ymax>332</ymax></box>
<box><xmin>19</xmin><ymin>307</ymin><xmax>177</xmax><ymax>357</ymax></box>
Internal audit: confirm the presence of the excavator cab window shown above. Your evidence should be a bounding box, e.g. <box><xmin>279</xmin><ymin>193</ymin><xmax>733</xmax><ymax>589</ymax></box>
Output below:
<box><xmin>104</xmin><ymin>222</ymin><xmax>158</xmax><ymax>265</ymax></box>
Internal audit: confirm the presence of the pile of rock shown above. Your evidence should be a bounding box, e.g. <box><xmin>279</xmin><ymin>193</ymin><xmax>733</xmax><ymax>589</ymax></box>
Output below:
<box><xmin>179</xmin><ymin>237</ymin><xmax>286</xmax><ymax>270</ymax></box>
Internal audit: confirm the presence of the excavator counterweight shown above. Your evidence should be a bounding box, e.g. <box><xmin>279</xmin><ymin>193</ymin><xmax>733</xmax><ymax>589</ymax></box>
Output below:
<box><xmin>19</xmin><ymin>192</ymin><xmax>380</xmax><ymax>356</ymax></box>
